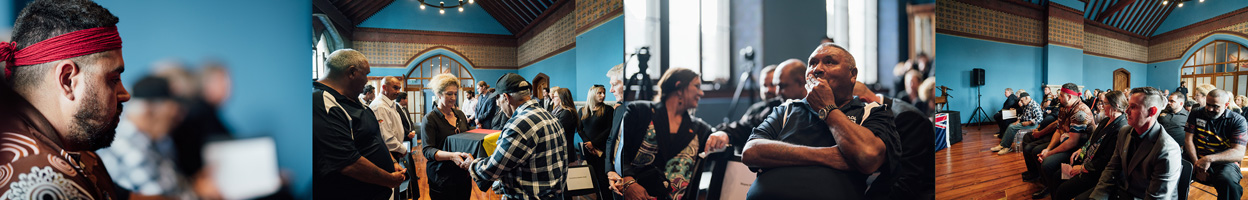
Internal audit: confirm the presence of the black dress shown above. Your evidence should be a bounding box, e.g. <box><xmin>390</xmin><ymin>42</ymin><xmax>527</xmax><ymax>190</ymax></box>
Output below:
<box><xmin>421</xmin><ymin>108</ymin><xmax>471</xmax><ymax>200</ymax></box>
<box><xmin>551</xmin><ymin>107</ymin><xmax>580</xmax><ymax>162</ymax></box>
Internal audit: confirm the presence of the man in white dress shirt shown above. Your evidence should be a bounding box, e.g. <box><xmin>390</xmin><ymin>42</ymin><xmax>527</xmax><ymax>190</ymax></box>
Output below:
<box><xmin>370</xmin><ymin>76</ymin><xmax>408</xmax><ymax>199</ymax></box>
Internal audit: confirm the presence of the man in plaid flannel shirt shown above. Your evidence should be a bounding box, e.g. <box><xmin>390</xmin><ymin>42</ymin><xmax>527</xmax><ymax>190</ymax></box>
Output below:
<box><xmin>469</xmin><ymin>73</ymin><xmax>568</xmax><ymax>200</ymax></box>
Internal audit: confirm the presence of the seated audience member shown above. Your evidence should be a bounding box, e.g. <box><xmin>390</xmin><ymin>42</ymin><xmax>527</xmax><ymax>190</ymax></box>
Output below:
<box><xmin>1185</xmin><ymin>89</ymin><xmax>1247</xmax><ymax>200</ymax></box>
<box><xmin>1159</xmin><ymin>92</ymin><xmax>1190</xmax><ymax>145</ymax></box>
<box><xmin>991</xmin><ymin>92</ymin><xmax>1042</xmax><ymax>155</ymax></box>
<box><xmin>1039</xmin><ymin>97</ymin><xmax>1059</xmax><ymax>129</ymax></box>
<box><xmin>468</xmin><ymin>73</ymin><xmax>568</xmax><ymax>199</ymax></box>
<box><xmin>313</xmin><ymin>49</ymin><xmax>404</xmax><ymax>200</ymax></box>
<box><xmin>741</xmin><ymin>43</ymin><xmax>900</xmax><ymax>200</ymax></box>
<box><xmin>421</xmin><ymin>74</ymin><xmax>474</xmax><ymax>200</ymax></box>
<box><xmin>994</xmin><ymin>88</ymin><xmax>1021</xmax><ymax>137</ymax></box>
<box><xmin>1193</xmin><ymin>84</ymin><xmax>1217</xmax><ymax>111</ymax></box>
<box><xmin>1090</xmin><ymin>87</ymin><xmax>1182</xmax><ymax>199</ymax></box>
<box><xmin>758</xmin><ymin>64</ymin><xmax>779</xmax><ymax>100</ymax></box>
<box><xmin>1024</xmin><ymin>83</ymin><xmax>1093</xmax><ymax>199</ymax></box>
<box><xmin>532</xmin><ymin>73</ymin><xmax>552</xmax><ymax>110</ymax></box>
<box><xmin>854</xmin><ymin>81</ymin><xmax>936</xmax><ymax>199</ymax></box>
<box><xmin>1236</xmin><ymin>95</ymin><xmax>1248</xmax><ymax>116</ymax></box>
<box><xmin>550</xmin><ymin>87</ymin><xmax>580</xmax><ymax>163</ymax></box>
<box><xmin>609</xmin><ymin>68</ymin><xmax>727</xmax><ymax>200</ymax></box>
<box><xmin>1053</xmin><ymin>90</ymin><xmax>1127</xmax><ymax>200</ymax></box>
<box><xmin>716</xmin><ymin>59</ymin><xmax>805</xmax><ymax>150</ymax></box>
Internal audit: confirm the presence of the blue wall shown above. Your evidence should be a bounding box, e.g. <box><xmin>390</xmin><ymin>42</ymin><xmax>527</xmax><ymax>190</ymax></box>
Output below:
<box><xmin>574</xmin><ymin>17</ymin><xmax>624</xmax><ymax>102</ymax></box>
<box><xmin>1051</xmin><ymin>0</ymin><xmax>1085</xmax><ymax>11</ymax></box>
<box><xmin>1082</xmin><ymin>54</ymin><xmax>1147</xmax><ymax>91</ymax></box>
<box><xmin>935</xmin><ymin>33</ymin><xmax>1045</xmax><ymax>123</ymax></box>
<box><xmin>761</xmin><ymin>0</ymin><xmax>825</xmax><ymax>67</ymax></box>
<box><xmin>1152</xmin><ymin>0</ymin><xmax>1248</xmax><ymax>36</ymax></box>
<box><xmin>357</xmin><ymin>0</ymin><xmax>512</xmax><ymax>35</ymax></box>
<box><xmin>92</xmin><ymin>0</ymin><xmax>312</xmax><ymax>196</ymax></box>
<box><xmin>519</xmin><ymin>50</ymin><xmax>578</xmax><ymax>100</ymax></box>
<box><xmin>1045</xmin><ymin>45</ymin><xmax>1084</xmax><ymax>85</ymax></box>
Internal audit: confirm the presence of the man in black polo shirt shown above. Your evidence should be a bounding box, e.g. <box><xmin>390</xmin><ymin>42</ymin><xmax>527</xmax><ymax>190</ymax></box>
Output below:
<box><xmin>313</xmin><ymin>49</ymin><xmax>405</xmax><ymax>199</ymax></box>
<box><xmin>1185</xmin><ymin>89</ymin><xmax>1246</xmax><ymax>200</ymax></box>
<box><xmin>741</xmin><ymin>43</ymin><xmax>900</xmax><ymax>199</ymax></box>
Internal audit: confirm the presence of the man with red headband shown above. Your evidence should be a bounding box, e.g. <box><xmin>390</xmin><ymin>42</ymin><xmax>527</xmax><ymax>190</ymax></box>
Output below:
<box><xmin>0</xmin><ymin>0</ymin><xmax>129</xmax><ymax>199</ymax></box>
<box><xmin>1022</xmin><ymin>83</ymin><xmax>1094</xmax><ymax>198</ymax></box>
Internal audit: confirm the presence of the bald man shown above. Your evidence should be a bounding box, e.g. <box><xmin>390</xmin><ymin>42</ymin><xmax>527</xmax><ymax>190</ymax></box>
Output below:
<box><xmin>1186</xmin><ymin>89</ymin><xmax>1247</xmax><ymax>200</ymax></box>
<box><xmin>742</xmin><ymin>43</ymin><xmax>899</xmax><ymax>199</ymax></box>
<box><xmin>715</xmin><ymin>59</ymin><xmax>806</xmax><ymax>149</ymax></box>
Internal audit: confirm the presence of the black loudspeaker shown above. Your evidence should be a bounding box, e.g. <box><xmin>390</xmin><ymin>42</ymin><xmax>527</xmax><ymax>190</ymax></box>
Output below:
<box><xmin>971</xmin><ymin>68</ymin><xmax>985</xmax><ymax>86</ymax></box>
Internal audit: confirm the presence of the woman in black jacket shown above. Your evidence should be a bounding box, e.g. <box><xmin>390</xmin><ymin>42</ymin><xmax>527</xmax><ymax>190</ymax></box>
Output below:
<box><xmin>420</xmin><ymin>74</ymin><xmax>474</xmax><ymax>200</ymax></box>
<box><xmin>550</xmin><ymin>86</ymin><xmax>580</xmax><ymax>163</ymax></box>
<box><xmin>607</xmin><ymin>68</ymin><xmax>730</xmax><ymax>200</ymax></box>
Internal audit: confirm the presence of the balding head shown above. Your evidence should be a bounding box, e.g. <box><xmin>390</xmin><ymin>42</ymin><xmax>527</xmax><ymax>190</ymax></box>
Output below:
<box><xmin>775</xmin><ymin>58</ymin><xmax>807</xmax><ymax>100</ymax></box>
<box><xmin>1206</xmin><ymin>89</ymin><xmax>1233</xmax><ymax>116</ymax></box>
<box><xmin>806</xmin><ymin>43</ymin><xmax>858</xmax><ymax>103</ymax></box>
<box><xmin>322</xmin><ymin>49</ymin><xmax>371</xmax><ymax>96</ymax></box>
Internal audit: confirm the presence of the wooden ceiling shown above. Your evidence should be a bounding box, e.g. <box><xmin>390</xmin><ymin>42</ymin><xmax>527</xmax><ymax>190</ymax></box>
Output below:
<box><xmin>477</xmin><ymin>0</ymin><xmax>564</xmax><ymax>34</ymax></box>
<box><xmin>1084</xmin><ymin>0</ymin><xmax>1177</xmax><ymax>36</ymax></box>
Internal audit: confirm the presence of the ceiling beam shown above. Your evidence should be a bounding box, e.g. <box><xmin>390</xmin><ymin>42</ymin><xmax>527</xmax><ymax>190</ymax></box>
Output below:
<box><xmin>1147</xmin><ymin>3</ymin><xmax>1177</xmax><ymax>36</ymax></box>
<box><xmin>353</xmin><ymin>0</ymin><xmax>394</xmax><ymax>25</ymax></box>
<box><xmin>515</xmin><ymin>0</ymin><xmax>543</xmax><ymax>20</ymax></box>
<box><xmin>479</xmin><ymin>1</ymin><xmax>524</xmax><ymax>33</ymax></box>
<box><xmin>1140</xmin><ymin>1</ymin><xmax>1167</xmax><ymax>36</ymax></box>
<box><xmin>313</xmin><ymin>0</ymin><xmax>354</xmax><ymax>37</ymax></box>
<box><xmin>515</xmin><ymin>0</ymin><xmax>570</xmax><ymax>37</ymax></box>
<box><xmin>1118</xmin><ymin>0</ymin><xmax>1146</xmax><ymax>33</ymax></box>
<box><xmin>1097</xmin><ymin>0</ymin><xmax>1135</xmax><ymax>21</ymax></box>
<box><xmin>498</xmin><ymin>0</ymin><xmax>533</xmax><ymax>23</ymax></box>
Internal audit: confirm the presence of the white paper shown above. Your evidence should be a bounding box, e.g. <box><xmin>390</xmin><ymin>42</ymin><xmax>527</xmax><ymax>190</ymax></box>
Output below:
<box><xmin>566</xmin><ymin>166</ymin><xmax>594</xmax><ymax>191</ymax></box>
<box><xmin>204</xmin><ymin>137</ymin><xmax>282</xmax><ymax>199</ymax></box>
<box><xmin>720</xmin><ymin>161</ymin><xmax>757</xmax><ymax>200</ymax></box>
<box><xmin>1002</xmin><ymin>110</ymin><xmax>1017</xmax><ymax>119</ymax></box>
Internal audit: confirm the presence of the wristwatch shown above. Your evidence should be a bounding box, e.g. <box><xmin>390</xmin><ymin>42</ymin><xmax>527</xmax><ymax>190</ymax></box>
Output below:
<box><xmin>816</xmin><ymin>104</ymin><xmax>839</xmax><ymax>121</ymax></box>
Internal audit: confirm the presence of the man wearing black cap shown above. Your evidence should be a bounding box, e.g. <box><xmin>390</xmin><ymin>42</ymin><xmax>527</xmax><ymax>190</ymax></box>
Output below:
<box><xmin>991</xmin><ymin>92</ymin><xmax>1042</xmax><ymax>155</ymax></box>
<box><xmin>468</xmin><ymin>73</ymin><xmax>568</xmax><ymax>200</ymax></box>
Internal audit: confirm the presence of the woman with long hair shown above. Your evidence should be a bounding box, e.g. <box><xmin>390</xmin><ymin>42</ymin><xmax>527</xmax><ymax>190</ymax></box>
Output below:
<box><xmin>550</xmin><ymin>86</ymin><xmax>581</xmax><ymax>163</ymax></box>
<box><xmin>579</xmin><ymin>84</ymin><xmax>615</xmax><ymax>199</ymax></box>
<box><xmin>607</xmin><ymin>68</ymin><xmax>729</xmax><ymax>200</ymax></box>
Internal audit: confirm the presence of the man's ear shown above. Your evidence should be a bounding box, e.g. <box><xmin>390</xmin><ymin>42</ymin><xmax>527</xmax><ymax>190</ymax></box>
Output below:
<box><xmin>54</xmin><ymin>60</ymin><xmax>80</xmax><ymax>101</ymax></box>
<box><xmin>1148</xmin><ymin>106</ymin><xmax>1159</xmax><ymax>117</ymax></box>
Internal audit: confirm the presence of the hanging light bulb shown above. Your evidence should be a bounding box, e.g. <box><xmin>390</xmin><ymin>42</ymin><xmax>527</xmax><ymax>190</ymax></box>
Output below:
<box><xmin>459</xmin><ymin>7</ymin><xmax>464</xmax><ymax>12</ymax></box>
<box><xmin>420</xmin><ymin>3</ymin><xmax>426</xmax><ymax>9</ymax></box>
<box><xmin>1162</xmin><ymin>0</ymin><xmax>1168</xmax><ymax>5</ymax></box>
<box><xmin>439</xmin><ymin>2</ymin><xmax>445</xmax><ymax>14</ymax></box>
<box><xmin>469</xmin><ymin>0</ymin><xmax>474</xmax><ymax>4</ymax></box>
<box><xmin>1179</xmin><ymin>2</ymin><xmax>1184</xmax><ymax>7</ymax></box>
<box><xmin>1200</xmin><ymin>0</ymin><xmax>1204</xmax><ymax>2</ymax></box>
<box><xmin>440</xmin><ymin>8</ymin><xmax>445</xmax><ymax>14</ymax></box>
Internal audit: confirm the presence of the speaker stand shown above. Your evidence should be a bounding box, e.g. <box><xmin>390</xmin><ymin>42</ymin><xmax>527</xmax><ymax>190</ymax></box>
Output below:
<box><xmin>967</xmin><ymin>86</ymin><xmax>994</xmax><ymax>130</ymax></box>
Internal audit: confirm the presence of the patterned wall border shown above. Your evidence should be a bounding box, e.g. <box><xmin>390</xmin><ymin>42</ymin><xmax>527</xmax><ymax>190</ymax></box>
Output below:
<box><xmin>937</xmin><ymin>0</ymin><xmax>1046</xmax><ymax>46</ymax></box>
<box><xmin>1147</xmin><ymin>8</ymin><xmax>1248</xmax><ymax>62</ymax></box>
<box><xmin>354</xmin><ymin>41</ymin><xmax>517</xmax><ymax>68</ymax></box>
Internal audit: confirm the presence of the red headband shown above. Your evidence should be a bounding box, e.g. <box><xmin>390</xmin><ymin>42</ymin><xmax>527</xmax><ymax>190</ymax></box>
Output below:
<box><xmin>1061</xmin><ymin>88</ymin><xmax>1081</xmax><ymax>96</ymax></box>
<box><xmin>0</xmin><ymin>26</ymin><xmax>123</xmax><ymax>79</ymax></box>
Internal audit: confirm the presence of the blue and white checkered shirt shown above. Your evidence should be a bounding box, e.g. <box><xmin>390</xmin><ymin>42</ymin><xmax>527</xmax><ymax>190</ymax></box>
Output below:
<box><xmin>469</xmin><ymin>100</ymin><xmax>567</xmax><ymax>200</ymax></box>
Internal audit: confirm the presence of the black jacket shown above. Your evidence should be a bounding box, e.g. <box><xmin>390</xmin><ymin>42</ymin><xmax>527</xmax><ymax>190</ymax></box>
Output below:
<box><xmin>606</xmin><ymin>101</ymin><xmax>714</xmax><ymax>200</ymax></box>
<box><xmin>1003</xmin><ymin>94</ymin><xmax>1019</xmax><ymax>110</ymax></box>
<box><xmin>578</xmin><ymin>104</ymin><xmax>615</xmax><ymax>151</ymax></box>
<box><xmin>714</xmin><ymin>98</ymin><xmax>784</xmax><ymax>148</ymax></box>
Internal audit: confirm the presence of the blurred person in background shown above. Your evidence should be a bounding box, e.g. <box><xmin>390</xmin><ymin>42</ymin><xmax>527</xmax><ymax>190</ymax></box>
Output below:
<box><xmin>153</xmin><ymin>62</ymin><xmax>236</xmax><ymax>182</ymax></box>
<box><xmin>99</xmin><ymin>76</ymin><xmax>226</xmax><ymax>199</ymax></box>
<box><xmin>313</xmin><ymin>49</ymin><xmax>404</xmax><ymax>199</ymax></box>
<box><xmin>532</xmin><ymin>73</ymin><xmax>552</xmax><ymax>110</ymax></box>
<box><xmin>360</xmin><ymin>85</ymin><xmax>375</xmax><ymax>106</ymax></box>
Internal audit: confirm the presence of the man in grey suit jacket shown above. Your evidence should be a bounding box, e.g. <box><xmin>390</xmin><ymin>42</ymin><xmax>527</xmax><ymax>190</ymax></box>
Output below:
<box><xmin>1091</xmin><ymin>87</ymin><xmax>1182</xmax><ymax>200</ymax></box>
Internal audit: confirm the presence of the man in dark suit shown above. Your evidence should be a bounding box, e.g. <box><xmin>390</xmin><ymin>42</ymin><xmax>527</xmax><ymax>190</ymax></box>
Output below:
<box><xmin>994</xmin><ymin>88</ymin><xmax>1020</xmax><ymax>137</ymax></box>
<box><xmin>1090</xmin><ymin>87</ymin><xmax>1182</xmax><ymax>199</ymax></box>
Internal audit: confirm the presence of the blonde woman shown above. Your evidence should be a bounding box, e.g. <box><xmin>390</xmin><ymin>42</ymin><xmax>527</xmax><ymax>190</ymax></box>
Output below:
<box><xmin>420</xmin><ymin>74</ymin><xmax>473</xmax><ymax>200</ymax></box>
<box><xmin>578</xmin><ymin>84</ymin><xmax>615</xmax><ymax>197</ymax></box>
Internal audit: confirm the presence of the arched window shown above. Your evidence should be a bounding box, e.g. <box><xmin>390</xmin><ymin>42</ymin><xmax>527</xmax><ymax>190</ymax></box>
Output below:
<box><xmin>403</xmin><ymin>54</ymin><xmax>476</xmax><ymax>119</ymax></box>
<box><xmin>1180</xmin><ymin>40</ymin><xmax>1248</xmax><ymax>97</ymax></box>
<box><xmin>313</xmin><ymin>34</ymin><xmax>330</xmax><ymax>80</ymax></box>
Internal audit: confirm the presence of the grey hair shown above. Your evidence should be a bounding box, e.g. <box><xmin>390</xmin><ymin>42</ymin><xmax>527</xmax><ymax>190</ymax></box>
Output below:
<box><xmin>325</xmin><ymin>49</ymin><xmax>367</xmax><ymax>76</ymax></box>
<box><xmin>607</xmin><ymin>63</ymin><xmax>624</xmax><ymax>80</ymax></box>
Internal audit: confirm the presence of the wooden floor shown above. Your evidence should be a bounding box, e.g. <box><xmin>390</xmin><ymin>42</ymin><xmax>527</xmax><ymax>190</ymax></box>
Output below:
<box><xmin>936</xmin><ymin>124</ymin><xmax>1248</xmax><ymax>200</ymax></box>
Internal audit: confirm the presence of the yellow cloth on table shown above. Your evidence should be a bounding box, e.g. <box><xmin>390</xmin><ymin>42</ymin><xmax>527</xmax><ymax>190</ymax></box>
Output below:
<box><xmin>483</xmin><ymin>132</ymin><xmax>501</xmax><ymax>155</ymax></box>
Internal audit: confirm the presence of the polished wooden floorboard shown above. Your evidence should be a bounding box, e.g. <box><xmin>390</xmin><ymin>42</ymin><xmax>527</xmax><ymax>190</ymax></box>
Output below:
<box><xmin>936</xmin><ymin>124</ymin><xmax>1248</xmax><ymax>200</ymax></box>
